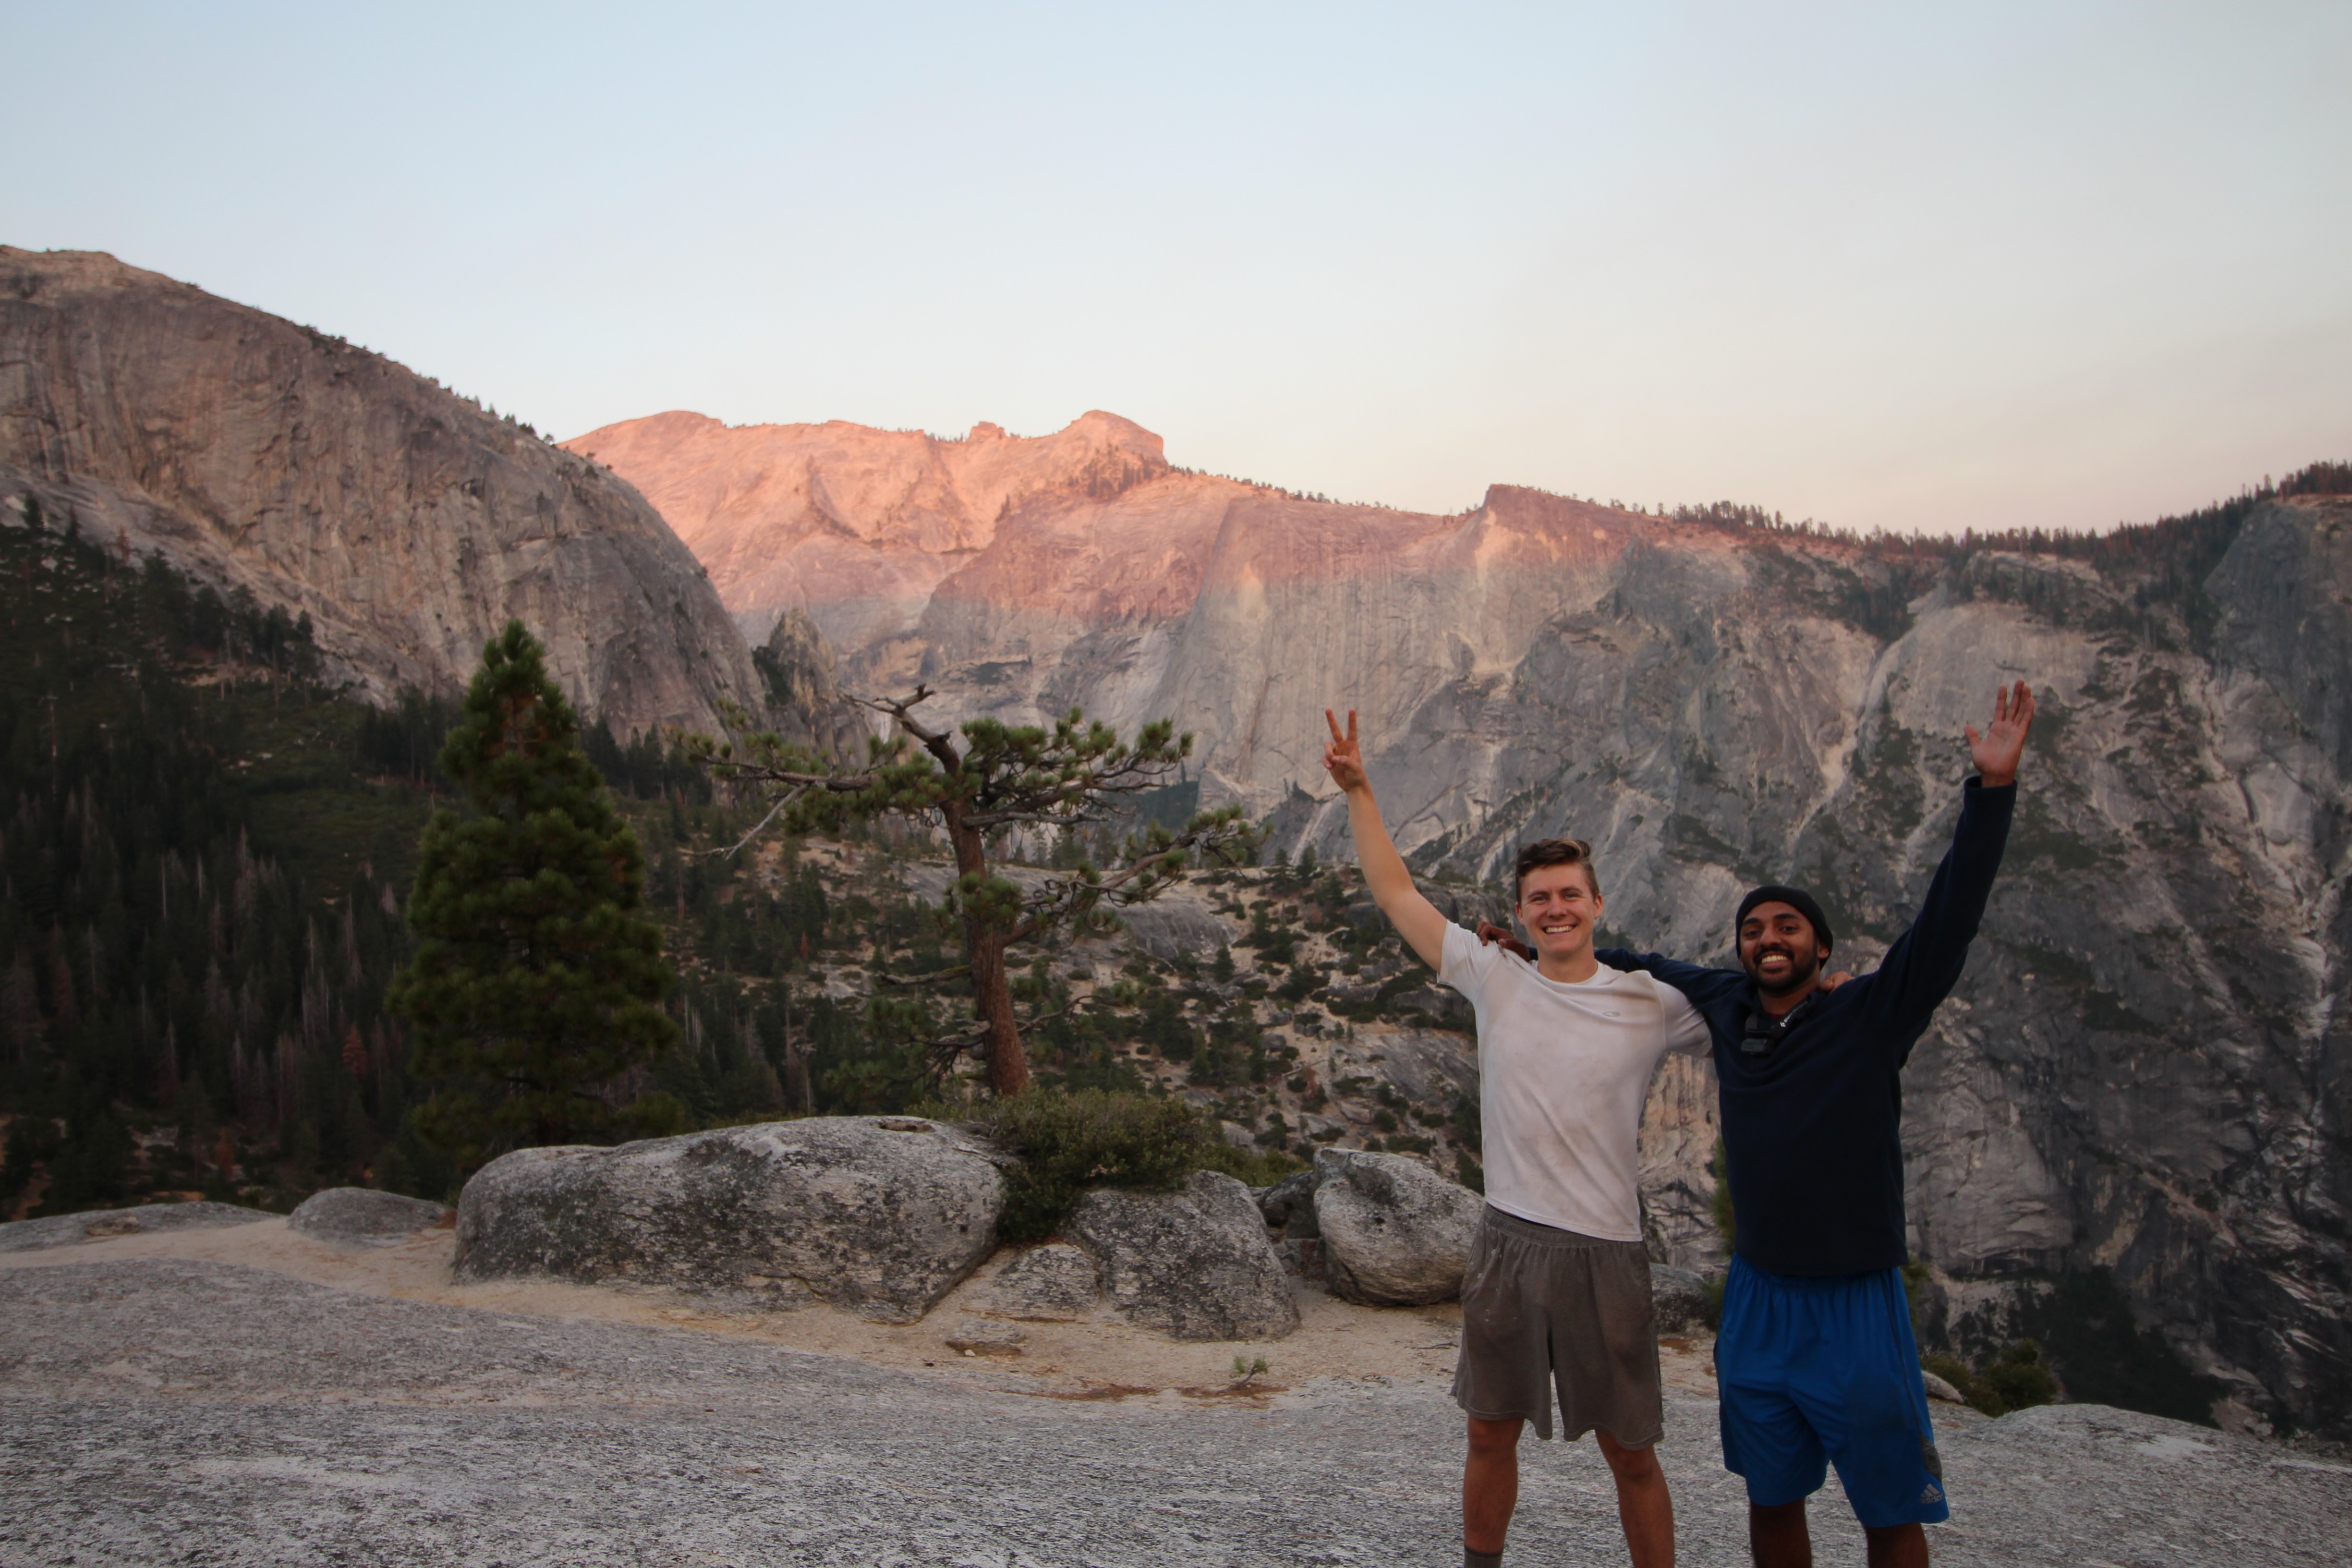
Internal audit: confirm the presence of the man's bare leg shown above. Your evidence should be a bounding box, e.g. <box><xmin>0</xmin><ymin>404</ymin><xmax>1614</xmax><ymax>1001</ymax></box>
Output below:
<box><xmin>1595</xmin><ymin>1431</ymin><xmax>1675</xmax><ymax>1567</ymax></box>
<box><xmin>1750</xmin><ymin>1499</ymin><xmax>1811</xmax><ymax>1567</ymax></box>
<box><xmin>1464</xmin><ymin>1416</ymin><xmax>1522</xmax><ymax>1560</ymax></box>
<box><xmin>1863</xmin><ymin>1522</ymin><xmax>1928</xmax><ymax>1567</ymax></box>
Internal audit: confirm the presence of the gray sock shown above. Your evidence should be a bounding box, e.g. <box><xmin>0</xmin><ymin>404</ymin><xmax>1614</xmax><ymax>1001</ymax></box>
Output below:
<box><xmin>1465</xmin><ymin>1551</ymin><xmax>1502</xmax><ymax>1568</ymax></box>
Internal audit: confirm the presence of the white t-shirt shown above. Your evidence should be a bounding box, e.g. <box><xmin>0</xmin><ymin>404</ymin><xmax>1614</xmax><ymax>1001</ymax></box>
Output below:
<box><xmin>1439</xmin><ymin>923</ymin><xmax>1709</xmax><ymax>1242</ymax></box>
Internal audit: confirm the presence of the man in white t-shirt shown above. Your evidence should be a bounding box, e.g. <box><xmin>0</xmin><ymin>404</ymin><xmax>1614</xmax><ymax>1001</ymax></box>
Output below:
<box><xmin>1323</xmin><ymin>708</ymin><xmax>1703</xmax><ymax>1568</ymax></box>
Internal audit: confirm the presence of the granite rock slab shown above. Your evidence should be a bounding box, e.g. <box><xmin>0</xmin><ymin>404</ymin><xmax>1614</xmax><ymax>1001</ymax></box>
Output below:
<box><xmin>3</xmin><ymin>1257</ymin><xmax>2346</xmax><ymax>1566</ymax></box>
<box><xmin>288</xmin><ymin>1187</ymin><xmax>453</xmax><ymax>1245</ymax></box>
<box><xmin>1311</xmin><ymin>1147</ymin><xmax>1483</xmax><ymax>1306</ymax></box>
<box><xmin>0</xmin><ymin>1201</ymin><xmax>272</xmax><ymax>1252</ymax></box>
<box><xmin>454</xmin><ymin>1116</ymin><xmax>1006</xmax><ymax>1322</ymax></box>
<box><xmin>978</xmin><ymin>1242</ymin><xmax>1100</xmax><ymax>1321</ymax></box>
<box><xmin>1069</xmin><ymin>1169</ymin><xmax>1299</xmax><ymax>1341</ymax></box>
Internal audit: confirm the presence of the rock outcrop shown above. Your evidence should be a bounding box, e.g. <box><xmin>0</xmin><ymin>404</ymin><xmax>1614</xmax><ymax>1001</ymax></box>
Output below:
<box><xmin>583</xmin><ymin>401</ymin><xmax>2352</xmax><ymax>1437</ymax></box>
<box><xmin>0</xmin><ymin>1201</ymin><xmax>272</xmax><ymax>1252</ymax></box>
<box><xmin>0</xmin><ymin>248</ymin><xmax>762</xmax><ymax>737</ymax></box>
<box><xmin>453</xmin><ymin>1118</ymin><xmax>1005</xmax><ymax>1322</ymax></box>
<box><xmin>753</xmin><ymin>607</ymin><xmax>868</xmax><ymax>754</ymax></box>
<box><xmin>1067</xmin><ymin>1170</ymin><xmax>1298</xmax><ymax>1341</ymax></box>
<box><xmin>288</xmin><ymin>1188</ymin><xmax>452</xmax><ymax>1245</ymax></box>
<box><xmin>562</xmin><ymin>409</ymin><xmax>1178</xmax><ymax>653</ymax></box>
<box><xmin>1309</xmin><ymin>1149</ymin><xmax>1483</xmax><ymax>1307</ymax></box>
<box><xmin>977</xmin><ymin>1243</ymin><xmax>1101</xmax><ymax>1322</ymax></box>
<box><xmin>1649</xmin><ymin>1265</ymin><xmax>1713</xmax><ymax>1336</ymax></box>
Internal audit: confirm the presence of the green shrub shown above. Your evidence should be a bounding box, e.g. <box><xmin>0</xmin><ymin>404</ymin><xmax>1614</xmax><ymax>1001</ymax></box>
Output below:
<box><xmin>958</xmin><ymin>1089</ymin><xmax>1303</xmax><ymax>1243</ymax></box>
<box><xmin>1196</xmin><ymin>1140</ymin><xmax>1307</xmax><ymax>1188</ymax></box>
<box><xmin>1978</xmin><ymin>1338</ymin><xmax>2060</xmax><ymax>1415</ymax></box>
<box><xmin>1922</xmin><ymin>1352</ymin><xmax>1983</xmax><ymax>1410</ymax></box>
<box><xmin>1699</xmin><ymin>1273</ymin><xmax>1726</xmax><ymax>1332</ymax></box>
<box><xmin>1926</xmin><ymin>1339</ymin><xmax>2059</xmax><ymax>1418</ymax></box>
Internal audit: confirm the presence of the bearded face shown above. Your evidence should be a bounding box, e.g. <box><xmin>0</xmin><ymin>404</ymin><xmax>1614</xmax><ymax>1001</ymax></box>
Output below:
<box><xmin>1738</xmin><ymin>901</ymin><xmax>1826</xmax><ymax>997</ymax></box>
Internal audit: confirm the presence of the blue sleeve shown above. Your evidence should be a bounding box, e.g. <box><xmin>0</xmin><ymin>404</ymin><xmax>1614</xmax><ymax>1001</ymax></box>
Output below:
<box><xmin>1596</xmin><ymin>948</ymin><xmax>1750</xmax><ymax>1010</ymax></box>
<box><xmin>1857</xmin><ymin>779</ymin><xmax>2016</xmax><ymax>1057</ymax></box>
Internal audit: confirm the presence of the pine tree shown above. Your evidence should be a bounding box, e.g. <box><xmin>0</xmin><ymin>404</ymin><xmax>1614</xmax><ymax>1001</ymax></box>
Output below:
<box><xmin>388</xmin><ymin>622</ymin><xmax>680</xmax><ymax>1167</ymax></box>
<box><xmin>692</xmin><ymin>686</ymin><xmax>1256</xmax><ymax>1097</ymax></box>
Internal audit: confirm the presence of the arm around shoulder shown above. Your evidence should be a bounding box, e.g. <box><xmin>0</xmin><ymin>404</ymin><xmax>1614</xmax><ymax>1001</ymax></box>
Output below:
<box><xmin>1599</xmin><ymin>947</ymin><xmax>1748</xmax><ymax>1009</ymax></box>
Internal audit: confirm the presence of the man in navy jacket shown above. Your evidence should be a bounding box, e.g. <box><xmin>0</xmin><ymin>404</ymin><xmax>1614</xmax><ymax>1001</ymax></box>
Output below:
<box><xmin>1599</xmin><ymin>680</ymin><xmax>2035</xmax><ymax>1568</ymax></box>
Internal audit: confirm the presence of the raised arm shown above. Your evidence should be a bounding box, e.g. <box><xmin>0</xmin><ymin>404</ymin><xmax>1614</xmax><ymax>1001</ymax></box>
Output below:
<box><xmin>1865</xmin><ymin>680</ymin><xmax>2034</xmax><ymax>1041</ymax></box>
<box><xmin>1324</xmin><ymin>708</ymin><xmax>1449</xmax><ymax>970</ymax></box>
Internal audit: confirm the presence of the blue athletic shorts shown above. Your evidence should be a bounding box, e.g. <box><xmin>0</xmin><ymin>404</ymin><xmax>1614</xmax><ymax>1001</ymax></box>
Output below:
<box><xmin>1716</xmin><ymin>1256</ymin><xmax>1950</xmax><ymax>1529</ymax></box>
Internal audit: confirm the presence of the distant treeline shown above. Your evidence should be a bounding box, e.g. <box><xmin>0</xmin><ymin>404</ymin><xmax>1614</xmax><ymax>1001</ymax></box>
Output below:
<box><xmin>356</xmin><ymin>687</ymin><xmax>712</xmax><ymax>803</ymax></box>
<box><xmin>1677</xmin><ymin>458</ymin><xmax>2349</xmax><ymax>568</ymax></box>
<box><xmin>0</xmin><ymin>495</ymin><xmax>1079</xmax><ymax>1215</ymax></box>
<box><xmin>0</xmin><ymin>506</ymin><xmax>430</xmax><ymax>1213</ymax></box>
<box><xmin>1662</xmin><ymin>459</ymin><xmax>2350</xmax><ymax>648</ymax></box>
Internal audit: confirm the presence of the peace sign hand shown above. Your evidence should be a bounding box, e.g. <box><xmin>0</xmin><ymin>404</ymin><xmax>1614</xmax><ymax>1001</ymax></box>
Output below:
<box><xmin>1323</xmin><ymin>708</ymin><xmax>1369</xmax><ymax>793</ymax></box>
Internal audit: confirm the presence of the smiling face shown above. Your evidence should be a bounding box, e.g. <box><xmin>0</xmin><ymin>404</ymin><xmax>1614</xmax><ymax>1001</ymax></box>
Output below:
<box><xmin>1516</xmin><ymin>862</ymin><xmax>1602</xmax><ymax>964</ymax></box>
<box><xmin>1738</xmin><ymin>901</ymin><xmax>1825</xmax><ymax>997</ymax></box>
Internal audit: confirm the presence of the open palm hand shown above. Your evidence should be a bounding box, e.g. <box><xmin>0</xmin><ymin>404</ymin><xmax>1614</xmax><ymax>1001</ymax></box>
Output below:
<box><xmin>1966</xmin><ymin>680</ymin><xmax>2037</xmax><ymax>787</ymax></box>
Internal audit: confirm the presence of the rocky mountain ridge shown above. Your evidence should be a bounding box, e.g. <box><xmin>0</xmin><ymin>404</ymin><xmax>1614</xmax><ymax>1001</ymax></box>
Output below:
<box><xmin>585</xmin><ymin>407</ymin><xmax>2351</xmax><ymax>1438</ymax></box>
<box><xmin>0</xmin><ymin>248</ymin><xmax>759</xmax><ymax>736</ymax></box>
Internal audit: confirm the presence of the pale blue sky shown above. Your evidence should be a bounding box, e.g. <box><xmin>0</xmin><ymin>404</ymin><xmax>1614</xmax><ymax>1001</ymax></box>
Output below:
<box><xmin>10</xmin><ymin>2</ymin><xmax>2348</xmax><ymax>534</ymax></box>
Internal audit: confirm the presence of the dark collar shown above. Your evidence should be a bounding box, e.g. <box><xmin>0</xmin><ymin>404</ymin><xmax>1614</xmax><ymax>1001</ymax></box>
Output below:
<box><xmin>1739</xmin><ymin>987</ymin><xmax>1825</xmax><ymax>1055</ymax></box>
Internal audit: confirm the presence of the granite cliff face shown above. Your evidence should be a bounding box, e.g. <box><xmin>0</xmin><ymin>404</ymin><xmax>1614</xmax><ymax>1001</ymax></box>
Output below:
<box><xmin>588</xmin><ymin>408</ymin><xmax>2350</xmax><ymax>1436</ymax></box>
<box><xmin>0</xmin><ymin>249</ymin><xmax>759</xmax><ymax>735</ymax></box>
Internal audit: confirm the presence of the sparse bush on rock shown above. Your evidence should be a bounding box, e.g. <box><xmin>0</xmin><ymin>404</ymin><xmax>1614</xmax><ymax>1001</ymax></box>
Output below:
<box><xmin>1925</xmin><ymin>1340</ymin><xmax>2061</xmax><ymax>1419</ymax></box>
<box><xmin>958</xmin><ymin>1089</ymin><xmax>1210</xmax><ymax>1244</ymax></box>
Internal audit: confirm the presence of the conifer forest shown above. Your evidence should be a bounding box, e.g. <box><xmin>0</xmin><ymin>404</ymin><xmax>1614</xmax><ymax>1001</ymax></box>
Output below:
<box><xmin>0</xmin><ymin>506</ymin><xmax>1362</xmax><ymax>1216</ymax></box>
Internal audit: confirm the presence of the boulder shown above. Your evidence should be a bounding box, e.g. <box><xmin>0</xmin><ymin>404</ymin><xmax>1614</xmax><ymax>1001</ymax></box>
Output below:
<box><xmin>0</xmin><ymin>1201</ymin><xmax>273</xmax><ymax>1252</ymax></box>
<box><xmin>1651</xmin><ymin>1264</ymin><xmax>1713</xmax><ymax>1335</ymax></box>
<box><xmin>453</xmin><ymin>1117</ymin><xmax>1006</xmax><ymax>1323</ymax></box>
<box><xmin>1067</xmin><ymin>1170</ymin><xmax>1299</xmax><ymax>1341</ymax></box>
<box><xmin>1254</xmin><ymin>1169</ymin><xmax>1321</xmax><ymax>1238</ymax></box>
<box><xmin>979</xmin><ymin>1243</ymin><xmax>1100</xmax><ymax>1322</ymax></box>
<box><xmin>288</xmin><ymin>1187</ymin><xmax>452</xmax><ymax>1245</ymax></box>
<box><xmin>1922</xmin><ymin>1369</ymin><xmax>1967</xmax><ymax>1404</ymax></box>
<box><xmin>1311</xmin><ymin>1148</ymin><xmax>1482</xmax><ymax>1306</ymax></box>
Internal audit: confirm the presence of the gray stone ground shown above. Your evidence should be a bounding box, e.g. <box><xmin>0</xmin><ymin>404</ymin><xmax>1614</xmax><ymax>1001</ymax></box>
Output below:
<box><xmin>3</xmin><ymin>1259</ymin><xmax>2345</xmax><ymax>1567</ymax></box>
<box><xmin>0</xmin><ymin>1203</ymin><xmax>272</xmax><ymax>1252</ymax></box>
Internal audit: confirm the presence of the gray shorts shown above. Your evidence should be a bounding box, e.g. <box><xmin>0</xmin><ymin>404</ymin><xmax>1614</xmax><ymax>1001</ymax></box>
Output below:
<box><xmin>1452</xmin><ymin>1205</ymin><xmax>1664</xmax><ymax>1446</ymax></box>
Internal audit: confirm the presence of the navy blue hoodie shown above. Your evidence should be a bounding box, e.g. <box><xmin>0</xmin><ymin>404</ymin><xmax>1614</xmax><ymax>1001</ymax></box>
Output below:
<box><xmin>1600</xmin><ymin>779</ymin><xmax>2015</xmax><ymax>1277</ymax></box>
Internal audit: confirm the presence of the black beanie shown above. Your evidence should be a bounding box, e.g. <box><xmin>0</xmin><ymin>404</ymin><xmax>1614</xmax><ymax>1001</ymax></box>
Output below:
<box><xmin>1735</xmin><ymin>885</ymin><xmax>1834</xmax><ymax>955</ymax></box>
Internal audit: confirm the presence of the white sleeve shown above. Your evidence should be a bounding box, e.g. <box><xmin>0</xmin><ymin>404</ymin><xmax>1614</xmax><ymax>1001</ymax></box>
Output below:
<box><xmin>1437</xmin><ymin>922</ymin><xmax>1500</xmax><ymax>1005</ymax></box>
<box><xmin>1660</xmin><ymin>982</ymin><xmax>1711</xmax><ymax>1057</ymax></box>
